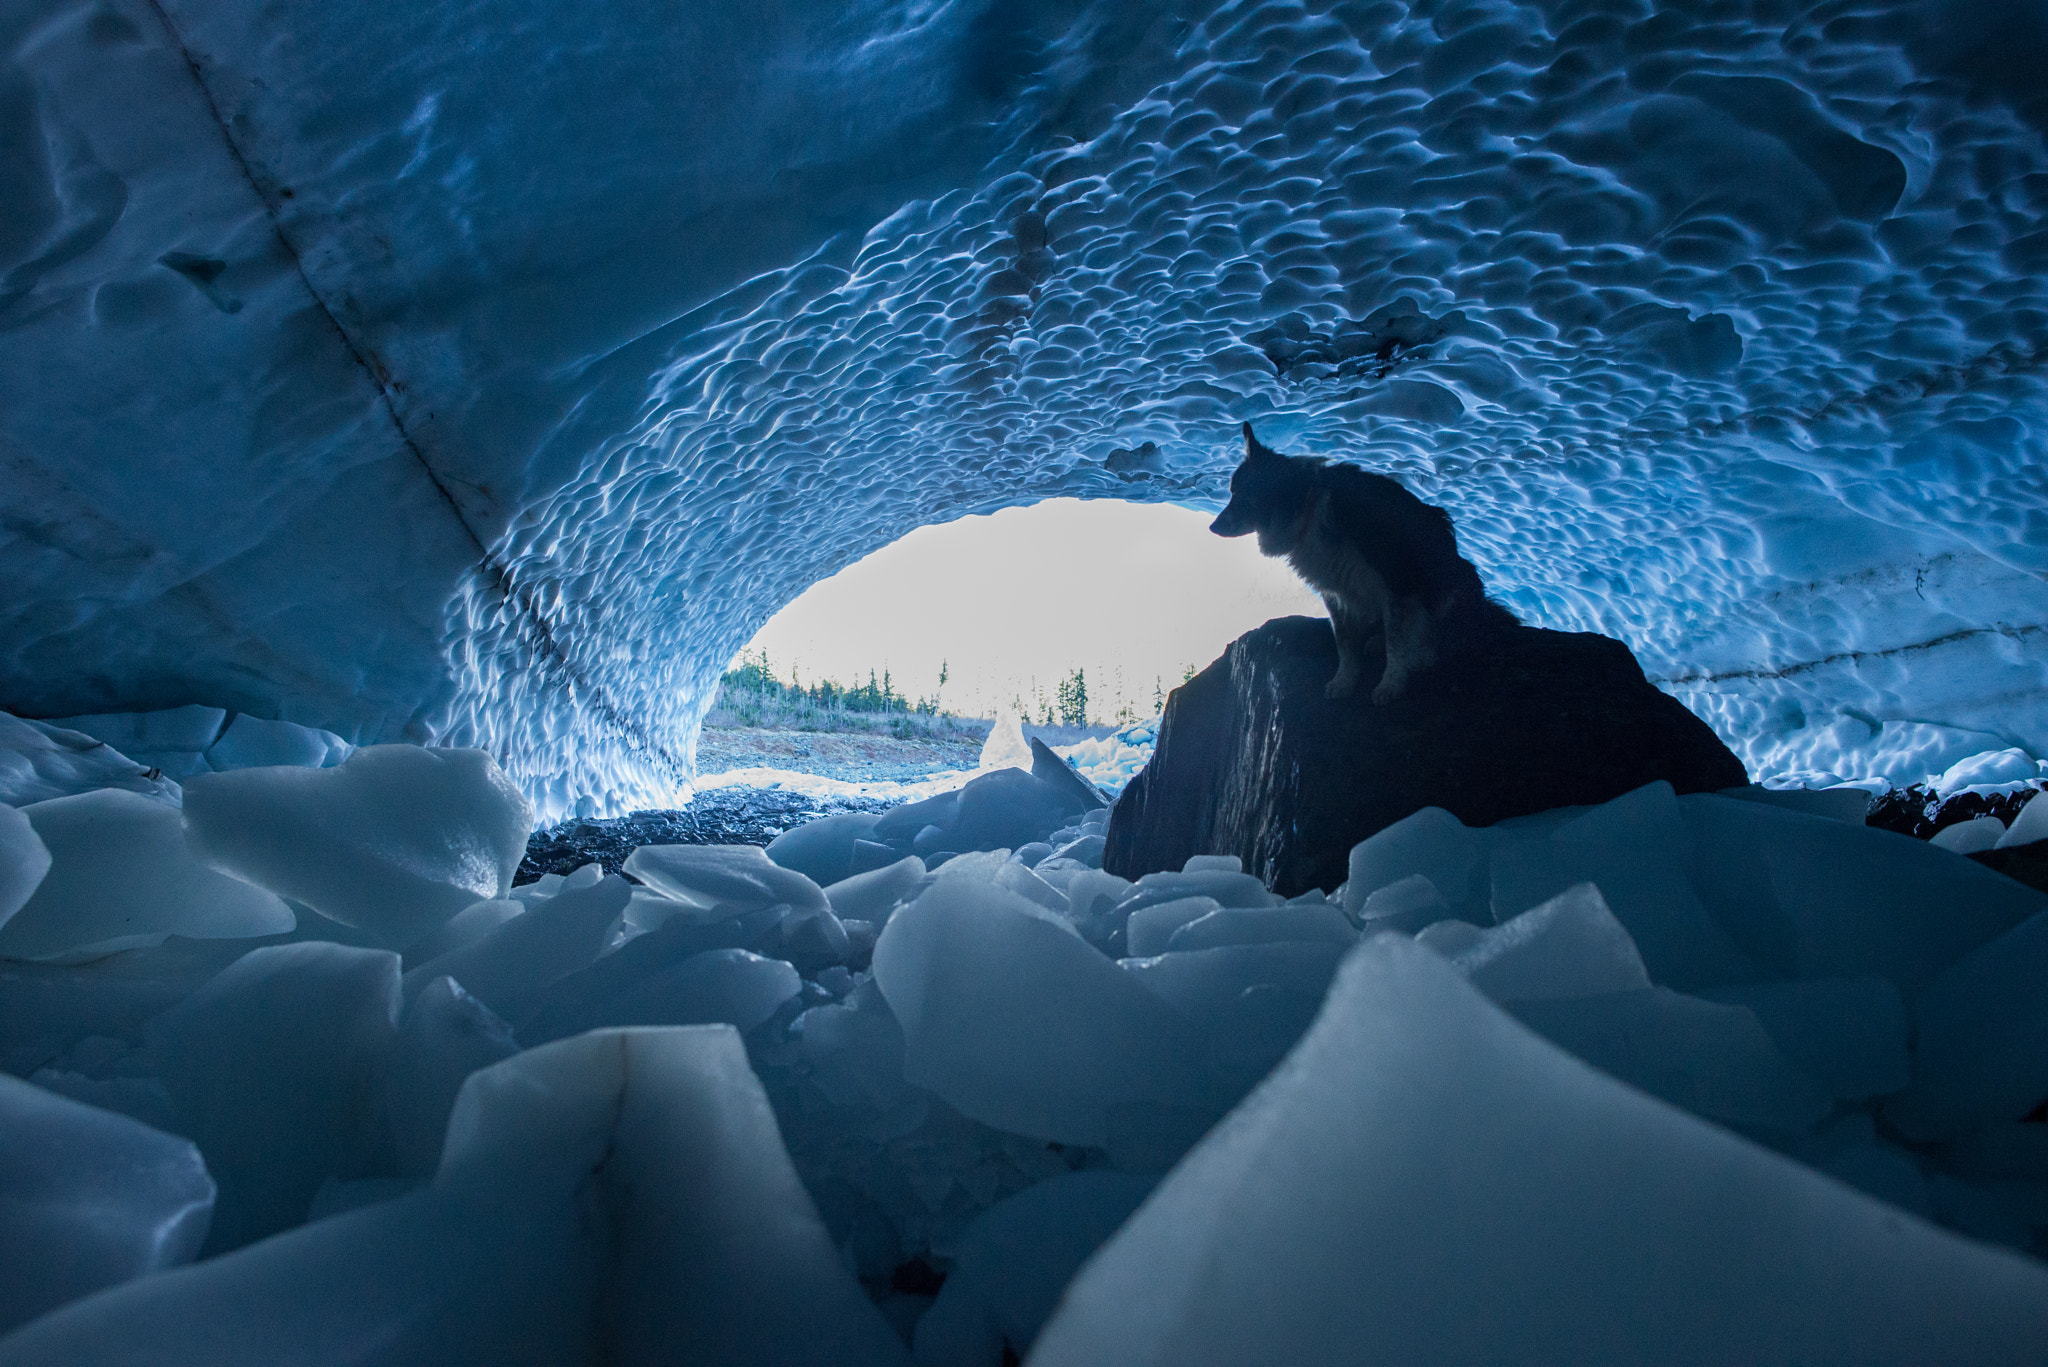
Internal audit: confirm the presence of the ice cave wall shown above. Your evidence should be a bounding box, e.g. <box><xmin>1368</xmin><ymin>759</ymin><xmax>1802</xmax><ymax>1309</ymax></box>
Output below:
<box><xmin>2</xmin><ymin>0</ymin><xmax>2045</xmax><ymax>820</ymax></box>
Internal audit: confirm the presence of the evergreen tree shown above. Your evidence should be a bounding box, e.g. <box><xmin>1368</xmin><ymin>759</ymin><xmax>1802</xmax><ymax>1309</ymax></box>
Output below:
<box><xmin>1056</xmin><ymin>667</ymin><xmax>1089</xmax><ymax>728</ymax></box>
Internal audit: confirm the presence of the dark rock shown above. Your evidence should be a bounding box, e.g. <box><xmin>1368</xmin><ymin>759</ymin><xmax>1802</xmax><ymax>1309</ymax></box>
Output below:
<box><xmin>1103</xmin><ymin>616</ymin><xmax>1748</xmax><ymax>898</ymax></box>
<box><xmin>517</xmin><ymin>789</ymin><xmax>888</xmax><ymax>885</ymax></box>
<box><xmin>1029</xmin><ymin>736</ymin><xmax>1109</xmax><ymax>811</ymax></box>
<box><xmin>1866</xmin><ymin>784</ymin><xmax>2040</xmax><ymax>841</ymax></box>
<box><xmin>950</xmin><ymin>765</ymin><xmax>1092</xmax><ymax>852</ymax></box>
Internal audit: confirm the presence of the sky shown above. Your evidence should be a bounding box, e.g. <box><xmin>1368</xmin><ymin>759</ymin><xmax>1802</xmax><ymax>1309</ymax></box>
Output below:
<box><xmin>737</xmin><ymin>498</ymin><xmax>1326</xmax><ymax>725</ymax></box>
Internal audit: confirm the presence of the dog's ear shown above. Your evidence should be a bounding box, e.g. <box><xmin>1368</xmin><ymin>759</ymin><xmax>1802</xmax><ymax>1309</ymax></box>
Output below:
<box><xmin>1242</xmin><ymin>422</ymin><xmax>1283</xmax><ymax>463</ymax></box>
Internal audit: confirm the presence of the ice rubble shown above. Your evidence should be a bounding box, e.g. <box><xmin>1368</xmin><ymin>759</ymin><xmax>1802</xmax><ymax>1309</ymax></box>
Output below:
<box><xmin>2</xmin><ymin>744</ymin><xmax>2048</xmax><ymax>1361</ymax></box>
<box><xmin>7</xmin><ymin>0</ymin><xmax>2048</xmax><ymax>818</ymax></box>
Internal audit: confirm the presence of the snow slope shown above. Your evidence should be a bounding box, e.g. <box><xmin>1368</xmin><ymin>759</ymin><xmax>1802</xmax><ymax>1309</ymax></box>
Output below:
<box><xmin>3</xmin><ymin>0</ymin><xmax>2045</xmax><ymax>816</ymax></box>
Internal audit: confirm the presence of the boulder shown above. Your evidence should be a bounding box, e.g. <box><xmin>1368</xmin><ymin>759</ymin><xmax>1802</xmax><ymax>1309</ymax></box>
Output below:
<box><xmin>1104</xmin><ymin>617</ymin><xmax>1746</xmax><ymax>897</ymax></box>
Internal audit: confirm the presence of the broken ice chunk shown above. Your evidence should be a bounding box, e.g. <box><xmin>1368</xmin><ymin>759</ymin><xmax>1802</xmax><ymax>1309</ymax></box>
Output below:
<box><xmin>1034</xmin><ymin>937</ymin><xmax>2048</xmax><ymax>1367</ymax></box>
<box><xmin>182</xmin><ymin>745</ymin><xmax>534</xmax><ymax>948</ymax></box>
<box><xmin>1510</xmin><ymin>988</ymin><xmax>1830</xmax><ymax>1134</ymax></box>
<box><xmin>403</xmin><ymin>874</ymin><xmax>630</xmax><ymax>1025</ymax></box>
<box><xmin>872</xmin><ymin>866</ymin><xmax>1201</xmax><ymax>1145</ymax></box>
<box><xmin>1929</xmin><ymin>816</ymin><xmax>2006</xmax><ymax>855</ymax></box>
<box><xmin>824</xmin><ymin>856</ymin><xmax>926</xmax><ymax>923</ymax></box>
<box><xmin>142</xmin><ymin>942</ymin><xmax>401</xmax><ymax>1254</ymax></box>
<box><xmin>1126</xmin><ymin>896</ymin><xmax>1222</xmax><ymax>957</ymax></box>
<box><xmin>1887</xmin><ymin>908</ymin><xmax>2048</xmax><ymax>1142</ymax></box>
<box><xmin>1342</xmin><ymin>806</ymin><xmax>1483</xmax><ymax>921</ymax></box>
<box><xmin>912</xmin><ymin>1171</ymin><xmax>1157</xmax><ymax>1366</ymax></box>
<box><xmin>0</xmin><ymin>1073</ymin><xmax>214</xmax><ymax>1335</ymax></box>
<box><xmin>380</xmin><ymin>976</ymin><xmax>518</xmax><ymax>1178</ymax></box>
<box><xmin>538</xmin><ymin>947</ymin><xmax>800</xmax><ymax>1039</ymax></box>
<box><xmin>1354</xmin><ymin>872</ymin><xmax>1450</xmax><ymax>934</ymax></box>
<box><xmin>0</xmin><ymin>801</ymin><xmax>52</xmax><ymax>928</ymax></box>
<box><xmin>767</xmin><ymin>811</ymin><xmax>883</xmax><ymax>886</ymax></box>
<box><xmin>0</xmin><ymin>711</ymin><xmax>181</xmax><ymax>808</ymax></box>
<box><xmin>0</xmin><ymin>790</ymin><xmax>291</xmax><ymax>960</ymax></box>
<box><xmin>0</xmin><ymin>1028</ymin><xmax>908</xmax><ymax>1366</ymax></box>
<box><xmin>1449</xmin><ymin>883</ymin><xmax>1651</xmax><ymax>1004</ymax></box>
<box><xmin>1113</xmin><ymin>870</ymin><xmax>1276</xmax><ymax>923</ymax></box>
<box><xmin>400</xmin><ymin>898</ymin><xmax>525</xmax><ymax>968</ymax></box>
<box><xmin>624</xmin><ymin>841</ymin><xmax>829</xmax><ymax>917</ymax></box>
<box><xmin>1493</xmin><ymin>783</ymin><xmax>1756</xmax><ymax>990</ymax></box>
<box><xmin>1700</xmin><ymin>977</ymin><xmax>1909</xmax><ymax>1102</ymax></box>
<box><xmin>1165</xmin><ymin>903</ymin><xmax>1356</xmax><ymax>954</ymax></box>
<box><xmin>1996</xmin><ymin>793</ymin><xmax>2048</xmax><ymax>849</ymax></box>
<box><xmin>1685</xmin><ymin>793</ymin><xmax>2048</xmax><ymax>993</ymax></box>
<box><xmin>797</xmin><ymin>978</ymin><xmax>917</xmax><ymax>1113</ymax></box>
<box><xmin>204</xmin><ymin>714</ymin><xmax>350</xmax><ymax>771</ymax></box>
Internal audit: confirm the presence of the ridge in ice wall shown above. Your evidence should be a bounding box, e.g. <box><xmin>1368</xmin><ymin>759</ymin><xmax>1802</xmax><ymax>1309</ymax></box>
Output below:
<box><xmin>2</xmin><ymin>0</ymin><xmax>2046</xmax><ymax>819</ymax></box>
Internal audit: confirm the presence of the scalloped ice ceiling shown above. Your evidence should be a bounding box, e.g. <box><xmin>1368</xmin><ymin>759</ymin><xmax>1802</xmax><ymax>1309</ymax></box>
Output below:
<box><xmin>3</xmin><ymin>0</ymin><xmax>2046</xmax><ymax>821</ymax></box>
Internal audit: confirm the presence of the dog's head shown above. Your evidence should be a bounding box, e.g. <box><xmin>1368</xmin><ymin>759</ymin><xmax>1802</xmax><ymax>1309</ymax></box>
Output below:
<box><xmin>1211</xmin><ymin>423</ymin><xmax>1313</xmax><ymax>554</ymax></box>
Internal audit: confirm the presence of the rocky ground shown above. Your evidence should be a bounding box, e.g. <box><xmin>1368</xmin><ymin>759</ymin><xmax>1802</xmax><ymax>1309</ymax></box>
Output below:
<box><xmin>692</xmin><ymin>724</ymin><xmax>985</xmax><ymax>784</ymax></box>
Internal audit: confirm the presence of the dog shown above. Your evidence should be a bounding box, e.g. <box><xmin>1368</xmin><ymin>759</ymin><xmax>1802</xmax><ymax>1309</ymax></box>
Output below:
<box><xmin>1210</xmin><ymin>422</ymin><xmax>1516</xmax><ymax>704</ymax></box>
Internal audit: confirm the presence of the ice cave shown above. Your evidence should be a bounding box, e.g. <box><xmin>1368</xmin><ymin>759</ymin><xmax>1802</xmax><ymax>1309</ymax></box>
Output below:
<box><xmin>6</xmin><ymin>0</ymin><xmax>2048</xmax><ymax>1362</ymax></box>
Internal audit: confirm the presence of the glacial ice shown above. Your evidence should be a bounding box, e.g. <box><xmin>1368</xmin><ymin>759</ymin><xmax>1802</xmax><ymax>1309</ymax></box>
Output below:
<box><xmin>1032</xmin><ymin>938</ymin><xmax>2048</xmax><ymax>1367</ymax></box>
<box><xmin>0</xmin><ymin>790</ymin><xmax>291</xmax><ymax>960</ymax></box>
<box><xmin>623</xmin><ymin>842</ymin><xmax>829</xmax><ymax>919</ymax></box>
<box><xmin>0</xmin><ymin>1029</ymin><xmax>907</xmax><ymax>1367</ymax></box>
<box><xmin>4</xmin><ymin>0</ymin><xmax>2048</xmax><ymax>820</ymax></box>
<box><xmin>141</xmin><ymin>943</ymin><xmax>401</xmax><ymax>1254</ymax></box>
<box><xmin>0</xmin><ymin>1074</ymin><xmax>213</xmax><ymax>1335</ymax></box>
<box><xmin>0</xmin><ymin>716</ymin><xmax>178</xmax><ymax>810</ymax></box>
<box><xmin>5</xmin><ymin>745</ymin><xmax>2048</xmax><ymax>1357</ymax></box>
<box><xmin>0</xmin><ymin>805</ymin><xmax>50</xmax><ymax>930</ymax></box>
<box><xmin>1443</xmin><ymin>881</ymin><xmax>1652</xmax><ymax>1004</ymax></box>
<box><xmin>182</xmin><ymin>745</ymin><xmax>534</xmax><ymax>947</ymax></box>
<box><xmin>911</xmin><ymin>1171</ymin><xmax>1156</xmax><ymax>1367</ymax></box>
<box><xmin>402</xmin><ymin>874</ymin><xmax>630</xmax><ymax>1024</ymax></box>
<box><xmin>871</xmin><ymin>864</ymin><xmax>1202</xmax><ymax>1146</ymax></box>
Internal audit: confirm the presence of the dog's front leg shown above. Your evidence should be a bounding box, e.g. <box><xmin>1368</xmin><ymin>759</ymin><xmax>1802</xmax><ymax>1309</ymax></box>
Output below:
<box><xmin>1372</xmin><ymin>598</ymin><xmax>1438</xmax><ymax>705</ymax></box>
<box><xmin>1324</xmin><ymin>595</ymin><xmax>1369</xmax><ymax>699</ymax></box>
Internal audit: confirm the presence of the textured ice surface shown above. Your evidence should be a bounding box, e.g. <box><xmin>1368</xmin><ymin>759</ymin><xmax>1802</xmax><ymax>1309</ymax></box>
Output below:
<box><xmin>1033</xmin><ymin>937</ymin><xmax>2048</xmax><ymax>1366</ymax></box>
<box><xmin>182</xmin><ymin>745</ymin><xmax>533</xmax><ymax>947</ymax></box>
<box><xmin>0</xmin><ymin>1028</ymin><xmax>907</xmax><ymax>1367</ymax></box>
<box><xmin>0</xmin><ymin>715</ymin><xmax>178</xmax><ymax>809</ymax></box>
<box><xmin>5</xmin><ymin>1</ymin><xmax>2048</xmax><ymax>816</ymax></box>
<box><xmin>0</xmin><ymin>790</ymin><xmax>291</xmax><ymax>960</ymax></box>
<box><xmin>0</xmin><ymin>1074</ymin><xmax>213</xmax><ymax>1335</ymax></box>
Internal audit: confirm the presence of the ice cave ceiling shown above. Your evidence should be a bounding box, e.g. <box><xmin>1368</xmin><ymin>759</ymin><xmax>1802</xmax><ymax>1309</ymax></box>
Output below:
<box><xmin>3</xmin><ymin>0</ymin><xmax>2046</xmax><ymax>818</ymax></box>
